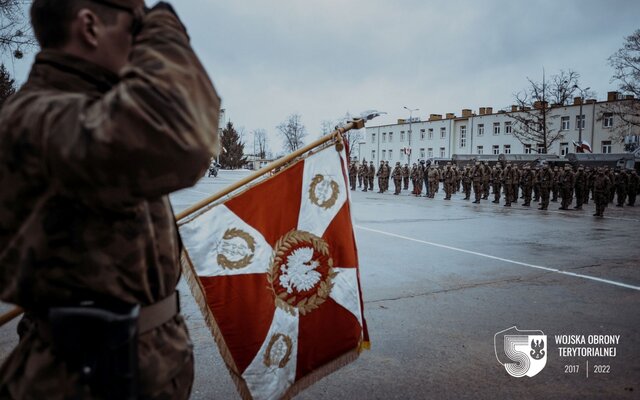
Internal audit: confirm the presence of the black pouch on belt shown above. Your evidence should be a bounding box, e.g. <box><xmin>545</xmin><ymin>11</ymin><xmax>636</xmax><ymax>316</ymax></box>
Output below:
<box><xmin>48</xmin><ymin>303</ymin><xmax>140</xmax><ymax>400</ymax></box>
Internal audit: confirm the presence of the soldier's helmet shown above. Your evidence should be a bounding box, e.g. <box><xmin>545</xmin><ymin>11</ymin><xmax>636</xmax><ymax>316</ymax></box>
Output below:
<box><xmin>370</xmin><ymin>161</ymin><xmax>374</xmax><ymax>164</ymax></box>
<box><xmin>578</xmin><ymin>166</ymin><xmax>584</xmax><ymax>171</ymax></box>
<box><xmin>405</xmin><ymin>163</ymin><xmax>409</xmax><ymax>166</ymax></box>
<box><xmin>396</xmin><ymin>161</ymin><xmax>400</xmax><ymax>165</ymax></box>
<box><xmin>475</xmin><ymin>161</ymin><xmax>480</xmax><ymax>166</ymax></box>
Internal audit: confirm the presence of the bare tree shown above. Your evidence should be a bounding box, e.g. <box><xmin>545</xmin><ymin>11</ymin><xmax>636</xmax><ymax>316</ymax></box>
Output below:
<box><xmin>509</xmin><ymin>69</ymin><xmax>586</xmax><ymax>153</ymax></box>
<box><xmin>1</xmin><ymin>0</ymin><xmax>36</xmax><ymax>59</ymax></box>
<box><xmin>0</xmin><ymin>63</ymin><xmax>15</xmax><ymax>107</ymax></box>
<box><xmin>277</xmin><ymin>114</ymin><xmax>307</xmax><ymax>153</ymax></box>
<box><xmin>603</xmin><ymin>29</ymin><xmax>640</xmax><ymax>148</ymax></box>
<box><xmin>252</xmin><ymin>129</ymin><xmax>269</xmax><ymax>159</ymax></box>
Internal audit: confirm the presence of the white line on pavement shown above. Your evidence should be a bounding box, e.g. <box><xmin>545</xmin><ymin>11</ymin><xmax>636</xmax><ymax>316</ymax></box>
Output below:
<box><xmin>355</xmin><ymin>225</ymin><xmax>640</xmax><ymax>292</ymax></box>
<box><xmin>184</xmin><ymin>188</ymin><xmax>215</xmax><ymax>197</ymax></box>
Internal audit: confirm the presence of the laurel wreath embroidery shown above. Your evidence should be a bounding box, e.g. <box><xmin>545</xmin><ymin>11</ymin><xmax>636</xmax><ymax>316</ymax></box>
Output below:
<box><xmin>267</xmin><ymin>230</ymin><xmax>336</xmax><ymax>316</ymax></box>
<box><xmin>308</xmin><ymin>174</ymin><xmax>340</xmax><ymax>210</ymax></box>
<box><xmin>217</xmin><ymin>228</ymin><xmax>256</xmax><ymax>270</ymax></box>
<box><xmin>263</xmin><ymin>333</ymin><xmax>293</xmax><ymax>368</ymax></box>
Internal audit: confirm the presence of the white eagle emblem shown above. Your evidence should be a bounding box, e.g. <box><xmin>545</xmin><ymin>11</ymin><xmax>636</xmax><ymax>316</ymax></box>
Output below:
<box><xmin>279</xmin><ymin>247</ymin><xmax>321</xmax><ymax>293</ymax></box>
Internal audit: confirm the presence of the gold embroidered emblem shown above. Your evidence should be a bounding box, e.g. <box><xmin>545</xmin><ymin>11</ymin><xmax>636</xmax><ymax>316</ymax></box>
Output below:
<box><xmin>263</xmin><ymin>333</ymin><xmax>293</xmax><ymax>368</ymax></box>
<box><xmin>308</xmin><ymin>174</ymin><xmax>340</xmax><ymax>210</ymax></box>
<box><xmin>267</xmin><ymin>230</ymin><xmax>336</xmax><ymax>316</ymax></box>
<box><xmin>217</xmin><ymin>228</ymin><xmax>256</xmax><ymax>270</ymax></box>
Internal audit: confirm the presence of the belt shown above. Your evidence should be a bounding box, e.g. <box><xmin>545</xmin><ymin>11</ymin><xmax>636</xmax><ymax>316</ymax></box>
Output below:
<box><xmin>139</xmin><ymin>291</ymin><xmax>180</xmax><ymax>334</ymax></box>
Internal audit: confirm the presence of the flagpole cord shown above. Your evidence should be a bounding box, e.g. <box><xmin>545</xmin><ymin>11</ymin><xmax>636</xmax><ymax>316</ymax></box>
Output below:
<box><xmin>175</xmin><ymin>118</ymin><xmax>365</xmax><ymax>222</ymax></box>
<box><xmin>0</xmin><ymin>118</ymin><xmax>367</xmax><ymax>329</ymax></box>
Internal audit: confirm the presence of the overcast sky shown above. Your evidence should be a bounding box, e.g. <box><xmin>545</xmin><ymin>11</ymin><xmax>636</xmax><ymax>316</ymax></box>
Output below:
<box><xmin>3</xmin><ymin>0</ymin><xmax>640</xmax><ymax>154</ymax></box>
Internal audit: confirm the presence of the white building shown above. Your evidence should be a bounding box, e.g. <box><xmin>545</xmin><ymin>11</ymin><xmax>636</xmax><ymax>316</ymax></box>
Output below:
<box><xmin>359</xmin><ymin>92</ymin><xmax>639</xmax><ymax>164</ymax></box>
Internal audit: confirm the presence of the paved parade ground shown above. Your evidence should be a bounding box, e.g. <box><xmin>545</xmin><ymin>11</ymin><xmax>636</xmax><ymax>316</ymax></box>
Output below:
<box><xmin>2</xmin><ymin>169</ymin><xmax>639</xmax><ymax>399</ymax></box>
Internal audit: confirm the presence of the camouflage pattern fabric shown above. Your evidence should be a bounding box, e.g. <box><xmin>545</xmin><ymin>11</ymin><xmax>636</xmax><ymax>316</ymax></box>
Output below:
<box><xmin>0</xmin><ymin>8</ymin><xmax>220</xmax><ymax>400</ymax></box>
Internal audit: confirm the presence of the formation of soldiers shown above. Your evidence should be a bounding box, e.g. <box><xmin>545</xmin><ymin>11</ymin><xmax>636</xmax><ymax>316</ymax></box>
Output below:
<box><xmin>348</xmin><ymin>160</ymin><xmax>640</xmax><ymax>218</ymax></box>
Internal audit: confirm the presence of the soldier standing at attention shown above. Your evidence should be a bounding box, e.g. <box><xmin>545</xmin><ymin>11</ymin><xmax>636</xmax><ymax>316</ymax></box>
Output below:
<box><xmin>443</xmin><ymin>163</ymin><xmax>455</xmax><ymax>200</ymax></box>
<box><xmin>615</xmin><ymin>168</ymin><xmax>629</xmax><ymax>207</ymax></box>
<box><xmin>0</xmin><ymin>1</ymin><xmax>220</xmax><ymax>399</ymax></box>
<box><xmin>551</xmin><ymin>166</ymin><xmax>560</xmax><ymax>202</ymax></box>
<box><xmin>520</xmin><ymin>164</ymin><xmax>534</xmax><ymax>206</ymax></box>
<box><xmin>573</xmin><ymin>166</ymin><xmax>586</xmax><ymax>210</ymax></box>
<box><xmin>511</xmin><ymin>165</ymin><xmax>520</xmax><ymax>204</ymax></box>
<box><xmin>538</xmin><ymin>163</ymin><xmax>553</xmax><ymax>210</ymax></box>
<box><xmin>559</xmin><ymin>165</ymin><xmax>575</xmax><ymax>210</ymax></box>
<box><xmin>608</xmin><ymin>168</ymin><xmax>616</xmax><ymax>203</ymax></box>
<box><xmin>383</xmin><ymin>160</ymin><xmax>391</xmax><ymax>192</ymax></box>
<box><xmin>462</xmin><ymin>166</ymin><xmax>472</xmax><ymax>200</ymax></box>
<box><xmin>481</xmin><ymin>161</ymin><xmax>491</xmax><ymax>199</ymax></box>
<box><xmin>348</xmin><ymin>161</ymin><xmax>358</xmax><ymax>190</ymax></box>
<box><xmin>368</xmin><ymin>161</ymin><xmax>376</xmax><ymax>191</ymax></box>
<box><xmin>402</xmin><ymin>163</ymin><xmax>410</xmax><ymax>190</ymax></box>
<box><xmin>376</xmin><ymin>161</ymin><xmax>384</xmax><ymax>193</ymax></box>
<box><xmin>357</xmin><ymin>160</ymin><xmax>365</xmax><ymax>188</ymax></box>
<box><xmin>491</xmin><ymin>165</ymin><xmax>502</xmax><ymax>203</ymax></box>
<box><xmin>594</xmin><ymin>168</ymin><xmax>611</xmax><ymax>217</ymax></box>
<box><xmin>532</xmin><ymin>165</ymin><xmax>541</xmax><ymax>202</ymax></box>
<box><xmin>502</xmin><ymin>163</ymin><xmax>516</xmax><ymax>207</ymax></box>
<box><xmin>627</xmin><ymin>170</ymin><xmax>639</xmax><ymax>206</ymax></box>
<box><xmin>583</xmin><ymin>167</ymin><xmax>593</xmax><ymax>205</ymax></box>
<box><xmin>392</xmin><ymin>162</ymin><xmax>403</xmax><ymax>195</ymax></box>
<box><xmin>471</xmin><ymin>161</ymin><xmax>483</xmax><ymax>203</ymax></box>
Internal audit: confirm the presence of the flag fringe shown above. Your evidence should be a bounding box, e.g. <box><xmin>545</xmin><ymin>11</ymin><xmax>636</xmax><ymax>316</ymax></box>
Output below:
<box><xmin>280</xmin><ymin>346</ymin><xmax>362</xmax><ymax>400</ymax></box>
<box><xmin>180</xmin><ymin>251</ymin><xmax>254</xmax><ymax>400</ymax></box>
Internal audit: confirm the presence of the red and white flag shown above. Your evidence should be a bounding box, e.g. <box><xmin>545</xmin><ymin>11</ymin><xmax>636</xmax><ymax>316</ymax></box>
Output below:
<box><xmin>179</xmin><ymin>141</ymin><xmax>368</xmax><ymax>400</ymax></box>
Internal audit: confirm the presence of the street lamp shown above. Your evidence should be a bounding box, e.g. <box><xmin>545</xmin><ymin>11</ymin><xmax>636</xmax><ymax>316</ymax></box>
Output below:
<box><xmin>403</xmin><ymin>106</ymin><xmax>419</xmax><ymax>164</ymax></box>
<box><xmin>573</xmin><ymin>85</ymin><xmax>590</xmax><ymax>143</ymax></box>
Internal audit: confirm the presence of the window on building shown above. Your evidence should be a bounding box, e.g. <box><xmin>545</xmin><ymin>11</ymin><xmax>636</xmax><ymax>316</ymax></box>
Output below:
<box><xmin>503</xmin><ymin>144</ymin><xmax>511</xmax><ymax>154</ymax></box>
<box><xmin>428</xmin><ymin>128</ymin><xmax>434</xmax><ymax>140</ymax></box>
<box><xmin>477</xmin><ymin>145</ymin><xmax>484</xmax><ymax>155</ymax></box>
<box><xmin>440</xmin><ymin>127</ymin><xmax>446</xmax><ymax>139</ymax></box>
<box><xmin>477</xmin><ymin>124</ymin><xmax>485</xmax><ymax>136</ymax></box>
<box><xmin>505</xmin><ymin>121</ymin><xmax>512</xmax><ymax>134</ymax></box>
<box><xmin>371</xmin><ymin>133</ymin><xmax>376</xmax><ymax>143</ymax></box>
<box><xmin>460</xmin><ymin>125</ymin><xmax>467</xmax><ymax>147</ymax></box>
<box><xmin>492</xmin><ymin>145</ymin><xmax>500</xmax><ymax>155</ymax></box>
<box><xmin>382</xmin><ymin>150</ymin><xmax>386</xmax><ymax>160</ymax></box>
<box><xmin>439</xmin><ymin>147</ymin><xmax>446</xmax><ymax>157</ymax></box>
<box><xmin>561</xmin><ymin>116</ymin><xmax>570</xmax><ymax>131</ymax></box>
<box><xmin>388</xmin><ymin>150</ymin><xmax>393</xmax><ymax>160</ymax></box>
<box><xmin>389</xmin><ymin>132</ymin><xmax>393</xmax><ymax>142</ymax></box>
<box><xmin>602</xmin><ymin>140</ymin><xmax>612</xmax><ymax>154</ymax></box>
<box><xmin>382</xmin><ymin>132</ymin><xmax>386</xmax><ymax>142</ymax></box>
<box><xmin>400</xmin><ymin>131</ymin><xmax>405</xmax><ymax>142</ymax></box>
<box><xmin>419</xmin><ymin>148</ymin><xmax>425</xmax><ymax>158</ymax></box>
<box><xmin>560</xmin><ymin>142</ymin><xmax>569</xmax><ymax>156</ymax></box>
<box><xmin>371</xmin><ymin>150</ymin><xmax>376</xmax><ymax>160</ymax></box>
<box><xmin>537</xmin><ymin>144</ymin><xmax>546</xmax><ymax>154</ymax></box>
<box><xmin>420</xmin><ymin>129</ymin><xmax>426</xmax><ymax>140</ymax></box>
<box><xmin>603</xmin><ymin>113</ymin><xmax>613</xmax><ymax>128</ymax></box>
<box><xmin>493</xmin><ymin>122</ymin><xmax>501</xmax><ymax>135</ymax></box>
<box><xmin>524</xmin><ymin>144</ymin><xmax>532</xmax><ymax>154</ymax></box>
<box><xmin>428</xmin><ymin>148</ymin><xmax>433</xmax><ymax>158</ymax></box>
<box><xmin>575</xmin><ymin>115</ymin><xmax>585</xmax><ymax>129</ymax></box>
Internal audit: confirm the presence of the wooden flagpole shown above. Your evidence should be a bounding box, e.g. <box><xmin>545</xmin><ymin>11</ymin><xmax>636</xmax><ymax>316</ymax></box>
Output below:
<box><xmin>0</xmin><ymin>118</ymin><xmax>365</xmax><ymax>328</ymax></box>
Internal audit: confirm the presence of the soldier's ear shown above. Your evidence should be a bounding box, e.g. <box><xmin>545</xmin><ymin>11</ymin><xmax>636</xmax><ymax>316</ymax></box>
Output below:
<box><xmin>77</xmin><ymin>9</ymin><xmax>100</xmax><ymax>48</ymax></box>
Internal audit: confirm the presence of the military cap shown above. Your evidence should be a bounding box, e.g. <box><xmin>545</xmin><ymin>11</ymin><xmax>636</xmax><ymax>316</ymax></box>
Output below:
<box><xmin>396</xmin><ymin>161</ymin><xmax>400</xmax><ymax>165</ymax></box>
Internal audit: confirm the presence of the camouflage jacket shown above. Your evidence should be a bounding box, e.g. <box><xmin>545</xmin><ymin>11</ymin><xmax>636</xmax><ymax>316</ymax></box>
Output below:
<box><xmin>0</xmin><ymin>9</ymin><xmax>219</xmax><ymax>398</ymax></box>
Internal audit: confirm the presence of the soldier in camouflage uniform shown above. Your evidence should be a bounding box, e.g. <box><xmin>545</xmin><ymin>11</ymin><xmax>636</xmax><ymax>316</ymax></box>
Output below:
<box><xmin>608</xmin><ymin>168</ymin><xmax>616</xmax><ymax>203</ymax></box>
<box><xmin>593</xmin><ymin>168</ymin><xmax>611</xmax><ymax>217</ymax></box>
<box><xmin>502</xmin><ymin>163</ymin><xmax>516</xmax><ymax>207</ymax></box>
<box><xmin>427</xmin><ymin>166</ymin><xmax>439</xmax><ymax>198</ymax></box>
<box><xmin>573</xmin><ymin>166</ymin><xmax>586</xmax><ymax>210</ymax></box>
<box><xmin>368</xmin><ymin>161</ymin><xmax>376</xmax><ymax>191</ymax></box>
<box><xmin>0</xmin><ymin>1</ymin><xmax>220</xmax><ymax>399</ymax></box>
<box><xmin>538</xmin><ymin>163</ymin><xmax>553</xmax><ymax>210</ymax></box>
<box><xmin>511</xmin><ymin>165</ymin><xmax>520</xmax><ymax>204</ymax></box>
<box><xmin>392</xmin><ymin>162</ymin><xmax>403</xmax><ymax>195</ymax></box>
<box><xmin>532</xmin><ymin>165</ymin><xmax>540</xmax><ymax>202</ymax></box>
<box><xmin>348</xmin><ymin>161</ymin><xmax>358</xmax><ymax>190</ymax></box>
<box><xmin>462</xmin><ymin>166</ymin><xmax>472</xmax><ymax>200</ymax></box>
<box><xmin>471</xmin><ymin>161</ymin><xmax>483</xmax><ymax>203</ymax></box>
<box><xmin>615</xmin><ymin>169</ymin><xmax>629</xmax><ymax>207</ymax></box>
<box><xmin>357</xmin><ymin>161</ymin><xmax>365</xmax><ymax>188</ymax></box>
<box><xmin>443</xmin><ymin>163</ymin><xmax>455</xmax><ymax>200</ymax></box>
<box><xmin>383</xmin><ymin>161</ymin><xmax>391</xmax><ymax>192</ymax></box>
<box><xmin>559</xmin><ymin>165</ymin><xmax>575</xmax><ymax>210</ymax></box>
<box><xmin>520</xmin><ymin>164</ymin><xmax>534</xmax><ymax>206</ymax></box>
<box><xmin>491</xmin><ymin>165</ymin><xmax>502</xmax><ymax>203</ymax></box>
<box><xmin>410</xmin><ymin>163</ymin><xmax>423</xmax><ymax>196</ymax></box>
<box><xmin>376</xmin><ymin>161</ymin><xmax>384</xmax><ymax>193</ymax></box>
<box><xmin>481</xmin><ymin>161</ymin><xmax>490</xmax><ymax>199</ymax></box>
<box><xmin>551</xmin><ymin>166</ymin><xmax>560</xmax><ymax>202</ymax></box>
<box><xmin>402</xmin><ymin>163</ymin><xmax>410</xmax><ymax>190</ymax></box>
<box><xmin>627</xmin><ymin>170</ymin><xmax>639</xmax><ymax>206</ymax></box>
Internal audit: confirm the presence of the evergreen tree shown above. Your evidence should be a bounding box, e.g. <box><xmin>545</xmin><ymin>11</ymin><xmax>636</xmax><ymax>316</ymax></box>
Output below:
<box><xmin>0</xmin><ymin>64</ymin><xmax>16</xmax><ymax>108</ymax></box>
<box><xmin>219</xmin><ymin>121</ymin><xmax>247</xmax><ymax>169</ymax></box>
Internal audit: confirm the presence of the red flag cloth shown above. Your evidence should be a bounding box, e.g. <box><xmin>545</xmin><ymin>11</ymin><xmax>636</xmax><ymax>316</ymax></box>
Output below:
<box><xmin>179</xmin><ymin>142</ymin><xmax>368</xmax><ymax>400</ymax></box>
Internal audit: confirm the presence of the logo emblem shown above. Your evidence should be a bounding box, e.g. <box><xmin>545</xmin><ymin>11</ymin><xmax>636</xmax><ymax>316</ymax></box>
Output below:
<box><xmin>495</xmin><ymin>326</ymin><xmax>547</xmax><ymax>377</ymax></box>
<box><xmin>263</xmin><ymin>333</ymin><xmax>293</xmax><ymax>368</ymax></box>
<box><xmin>268</xmin><ymin>230</ymin><xmax>336</xmax><ymax>316</ymax></box>
<box><xmin>216</xmin><ymin>228</ymin><xmax>256</xmax><ymax>270</ymax></box>
<box><xmin>309</xmin><ymin>174</ymin><xmax>340</xmax><ymax>210</ymax></box>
